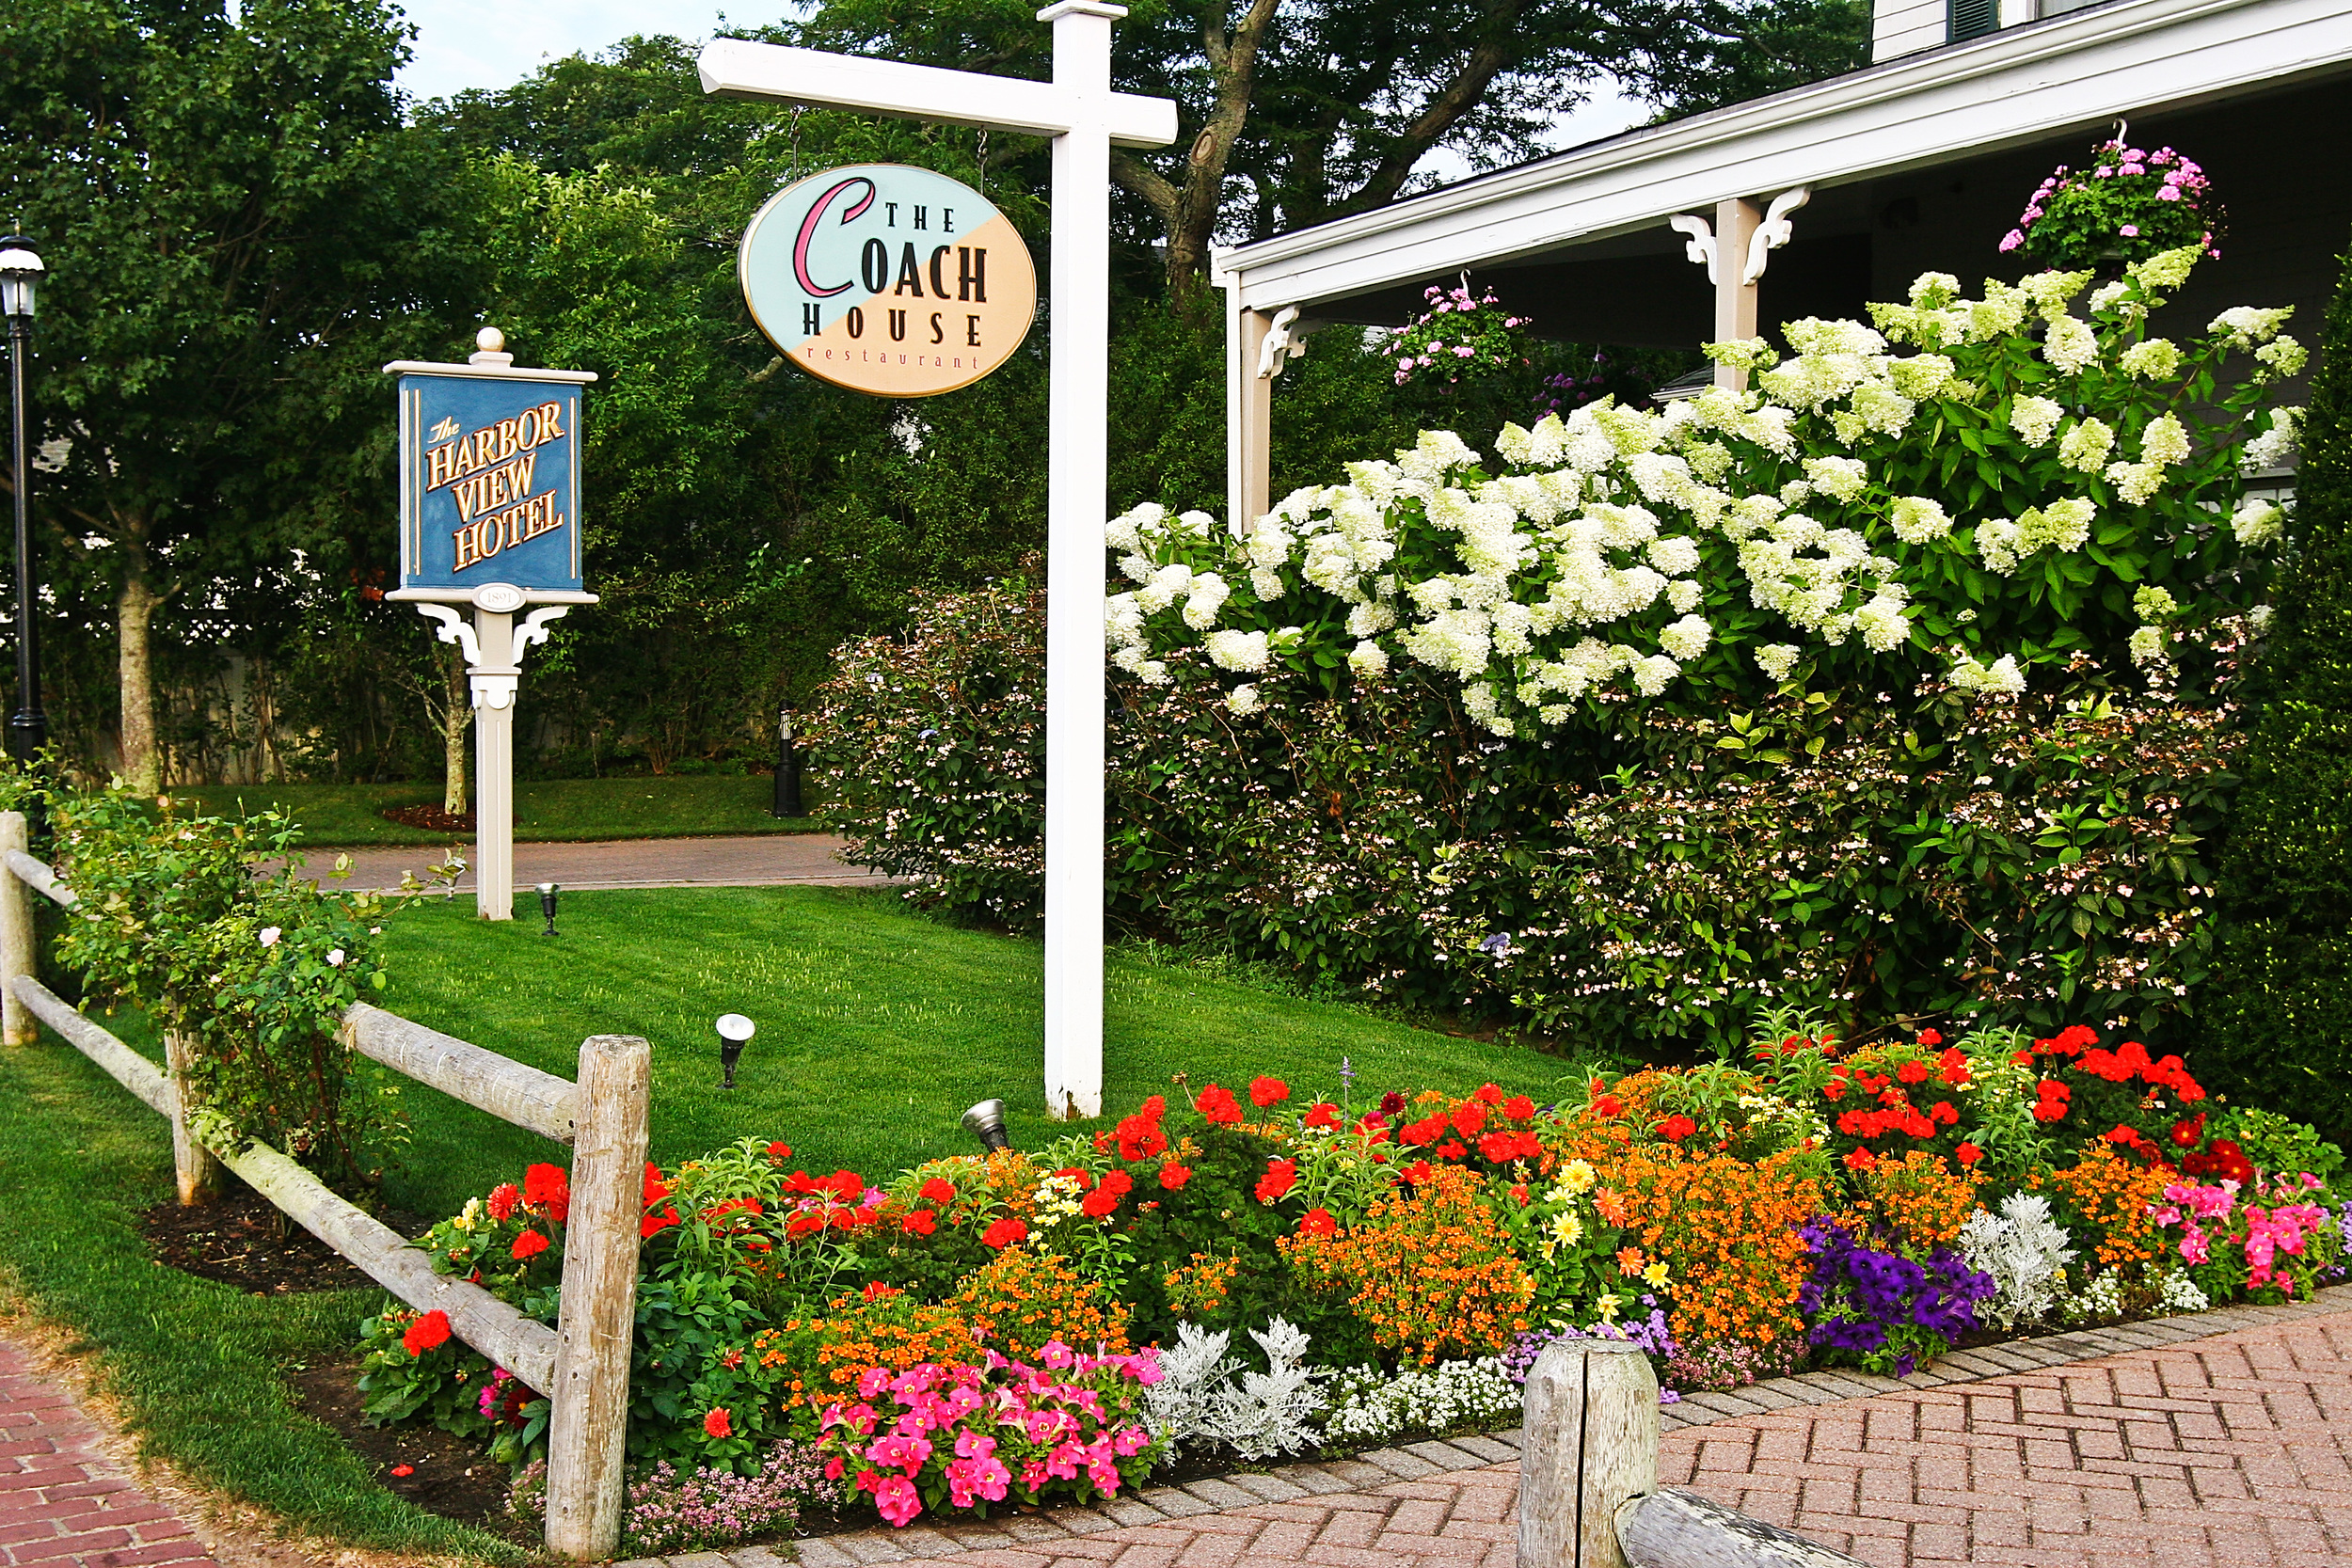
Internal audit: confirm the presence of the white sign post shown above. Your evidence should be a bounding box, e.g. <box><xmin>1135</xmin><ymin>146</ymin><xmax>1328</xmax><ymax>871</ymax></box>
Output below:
<box><xmin>701</xmin><ymin>7</ymin><xmax>1176</xmax><ymax>1120</ymax></box>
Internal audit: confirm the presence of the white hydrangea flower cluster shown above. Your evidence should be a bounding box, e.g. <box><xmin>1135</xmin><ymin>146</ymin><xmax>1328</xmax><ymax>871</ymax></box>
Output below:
<box><xmin>1104</xmin><ymin>248</ymin><xmax>2296</xmax><ymax>728</ymax></box>
<box><xmin>1319</xmin><ymin>1356</ymin><xmax>1520</xmax><ymax>1445</ymax></box>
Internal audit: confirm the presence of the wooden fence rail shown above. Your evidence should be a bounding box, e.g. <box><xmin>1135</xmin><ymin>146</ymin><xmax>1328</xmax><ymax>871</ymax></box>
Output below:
<box><xmin>0</xmin><ymin>811</ymin><xmax>644</xmax><ymax>1561</ymax></box>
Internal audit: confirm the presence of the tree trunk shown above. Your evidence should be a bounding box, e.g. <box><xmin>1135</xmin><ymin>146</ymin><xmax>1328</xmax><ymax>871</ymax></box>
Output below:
<box><xmin>117</xmin><ymin>561</ymin><xmax>163</xmax><ymax>796</ymax></box>
<box><xmin>440</xmin><ymin>642</ymin><xmax>471</xmax><ymax>815</ymax></box>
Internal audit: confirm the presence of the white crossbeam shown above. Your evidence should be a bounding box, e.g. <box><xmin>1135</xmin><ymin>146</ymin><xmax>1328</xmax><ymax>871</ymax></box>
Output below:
<box><xmin>696</xmin><ymin>38</ymin><xmax>1178</xmax><ymax>149</ymax></box>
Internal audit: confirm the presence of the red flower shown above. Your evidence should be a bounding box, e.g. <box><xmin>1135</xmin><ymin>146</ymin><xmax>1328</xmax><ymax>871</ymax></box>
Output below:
<box><xmin>1158</xmin><ymin>1162</ymin><xmax>1193</xmax><ymax>1190</ymax></box>
<box><xmin>1822</xmin><ymin>1079</ymin><xmax>1847</xmax><ymax>1101</ymax></box>
<box><xmin>2169</xmin><ymin>1114</ymin><xmax>2206</xmax><ymax>1149</ymax></box>
<box><xmin>1512</xmin><ymin>1183</ymin><xmax>1530</xmax><ymax>1204</ymax></box>
<box><xmin>920</xmin><ymin>1178</ymin><xmax>957</xmax><ymax>1204</ymax></box>
<box><xmin>1195</xmin><ymin>1085</ymin><xmax>1243</xmax><ymax>1125</ymax></box>
<box><xmin>402</xmin><ymin>1310</ymin><xmax>452</xmax><ymax>1356</ymax></box>
<box><xmin>766</xmin><ymin>1141</ymin><xmax>792</xmax><ymax>1163</ymax></box>
<box><xmin>980</xmin><ymin>1217</ymin><xmax>1028</xmax><ymax>1249</ymax></box>
<box><xmin>1249</xmin><ymin>1075</ymin><xmax>1290</xmax><ymax>1108</ymax></box>
<box><xmin>1654</xmin><ymin>1115</ymin><xmax>1697</xmax><ymax>1143</ymax></box>
<box><xmin>485</xmin><ymin>1183</ymin><xmax>521</xmax><ymax>1222</ymax></box>
<box><xmin>1137</xmin><ymin>1094</ymin><xmax>1167</xmax><ymax>1121</ymax></box>
<box><xmin>1917</xmin><ymin>1028</ymin><xmax>1944</xmax><ymax>1047</ymax></box>
<box><xmin>1502</xmin><ymin>1095</ymin><xmax>1535</xmax><ymax>1120</ymax></box>
<box><xmin>511</xmin><ymin>1228</ymin><xmax>550</xmax><ymax>1260</ymax></box>
<box><xmin>704</xmin><ymin>1407</ymin><xmax>733</xmax><ymax>1439</ymax></box>
<box><xmin>1255</xmin><ymin>1159</ymin><xmax>1298</xmax><ymax>1203</ymax></box>
<box><xmin>1080</xmin><ymin>1188</ymin><xmax>1121</xmax><ymax>1218</ymax></box>
<box><xmin>1115</xmin><ymin>1113</ymin><xmax>1168</xmax><ymax>1161</ymax></box>
<box><xmin>1478</xmin><ymin>1132</ymin><xmax>1522</xmax><ymax>1164</ymax></box>
<box><xmin>1593</xmin><ymin>1095</ymin><xmax>1624</xmax><ymax>1119</ymax></box>
<box><xmin>1303</xmin><ymin>1101</ymin><xmax>1342</xmax><ymax>1131</ymax></box>
<box><xmin>2031</xmin><ymin>1081</ymin><xmax>2072</xmax><ymax>1122</ymax></box>
<box><xmin>1955</xmin><ymin>1142</ymin><xmax>1983</xmax><ymax>1166</ymax></box>
<box><xmin>389</xmin><ymin>1464</ymin><xmax>414</xmax><ymax>1477</ymax></box>
<box><xmin>1897</xmin><ymin>1059</ymin><xmax>1931</xmax><ymax>1085</ymax></box>
<box><xmin>1297</xmin><ymin>1207</ymin><xmax>1337</xmax><ymax>1238</ymax></box>
<box><xmin>1452</xmin><ymin>1101</ymin><xmax>1488</xmax><ymax>1137</ymax></box>
<box><xmin>825</xmin><ymin>1170</ymin><xmax>866</xmax><ymax>1202</ymax></box>
<box><xmin>1401</xmin><ymin>1160</ymin><xmax>1437</xmax><ymax>1184</ymax></box>
<box><xmin>1436</xmin><ymin>1140</ymin><xmax>1468</xmax><ymax>1161</ymax></box>
<box><xmin>1843</xmin><ymin>1147</ymin><xmax>1879</xmax><ymax>1171</ymax></box>
<box><xmin>1474</xmin><ymin>1083</ymin><xmax>1504</xmax><ymax>1105</ymax></box>
<box><xmin>524</xmin><ymin>1163</ymin><xmax>569</xmax><ymax>1219</ymax></box>
<box><xmin>1055</xmin><ymin>1165</ymin><xmax>1096</xmax><ymax>1191</ymax></box>
<box><xmin>900</xmin><ymin>1209</ymin><xmax>937</xmax><ymax>1235</ymax></box>
<box><xmin>1929</xmin><ymin>1101</ymin><xmax>1958</xmax><ymax>1127</ymax></box>
<box><xmin>1101</xmin><ymin>1169</ymin><xmax>1135</xmax><ymax>1196</ymax></box>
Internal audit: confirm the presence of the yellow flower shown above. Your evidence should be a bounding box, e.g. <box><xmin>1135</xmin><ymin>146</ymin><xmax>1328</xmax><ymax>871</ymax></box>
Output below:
<box><xmin>1549</xmin><ymin>1212</ymin><xmax>1584</xmax><ymax>1246</ymax></box>
<box><xmin>1642</xmin><ymin>1260</ymin><xmax>1671</xmax><ymax>1289</ymax></box>
<box><xmin>1596</xmin><ymin>1291</ymin><xmax>1622</xmax><ymax>1323</ymax></box>
<box><xmin>1561</xmin><ymin>1159</ymin><xmax>1597</xmax><ymax>1195</ymax></box>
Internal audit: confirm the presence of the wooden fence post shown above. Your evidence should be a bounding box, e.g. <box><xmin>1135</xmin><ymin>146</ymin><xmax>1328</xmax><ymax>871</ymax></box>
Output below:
<box><xmin>542</xmin><ymin>1034</ymin><xmax>650</xmax><ymax>1561</ymax></box>
<box><xmin>0</xmin><ymin>811</ymin><xmax>35</xmax><ymax>1047</ymax></box>
<box><xmin>163</xmin><ymin>1029</ymin><xmax>222</xmax><ymax>1206</ymax></box>
<box><xmin>1519</xmin><ymin>1338</ymin><xmax>1659</xmax><ymax>1568</ymax></box>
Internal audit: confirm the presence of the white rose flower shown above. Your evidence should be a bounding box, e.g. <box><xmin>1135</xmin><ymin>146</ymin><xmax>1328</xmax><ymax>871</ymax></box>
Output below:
<box><xmin>2207</xmin><ymin>305</ymin><xmax>2293</xmax><ymax>349</ymax></box>
<box><xmin>2140</xmin><ymin>413</ymin><xmax>2190</xmax><ymax>467</ymax></box>
<box><xmin>326</xmin><ymin>948</ymin><xmax>346</xmax><ymax>967</ymax></box>
<box><xmin>258</xmin><ymin>927</ymin><xmax>282</xmax><ymax>947</ymax></box>
<box><xmin>2042</xmin><ymin>315</ymin><xmax>2099</xmax><ymax>375</ymax></box>
<box><xmin>1665</xmin><ymin>578</ymin><xmax>1704</xmax><ymax>614</ymax></box>
<box><xmin>1631</xmin><ymin>653</ymin><xmax>1681</xmax><ymax>696</ymax></box>
<box><xmin>2058</xmin><ymin>419</ymin><xmax>2115</xmax><ymax>473</ymax></box>
<box><xmin>2132</xmin><ymin>586</ymin><xmax>2179</xmax><ymax>621</ymax></box>
<box><xmin>1348</xmin><ymin>640</ymin><xmax>1389</xmax><ymax>677</ymax></box>
<box><xmin>1203</xmin><ymin>629</ymin><xmax>1270</xmax><ymax>672</ymax></box>
<box><xmin>1803</xmin><ymin>456</ymin><xmax>1869</xmax><ymax>503</ymax></box>
<box><xmin>2104</xmin><ymin>461</ymin><xmax>2163</xmax><ymax>506</ymax></box>
<box><xmin>2117</xmin><ymin>339</ymin><xmax>2181</xmax><ymax>380</ymax></box>
<box><xmin>2255</xmin><ymin>338</ymin><xmax>2309</xmax><ymax>378</ymax></box>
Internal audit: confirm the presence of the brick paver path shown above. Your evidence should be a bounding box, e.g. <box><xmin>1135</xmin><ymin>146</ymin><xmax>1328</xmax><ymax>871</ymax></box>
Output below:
<box><xmin>0</xmin><ymin>1339</ymin><xmax>215</xmax><ymax>1568</ymax></box>
<box><xmin>642</xmin><ymin>1290</ymin><xmax>2352</xmax><ymax>1568</ymax></box>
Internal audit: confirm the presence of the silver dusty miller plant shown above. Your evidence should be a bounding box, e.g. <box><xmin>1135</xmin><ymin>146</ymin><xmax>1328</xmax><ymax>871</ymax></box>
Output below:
<box><xmin>1142</xmin><ymin>1318</ymin><xmax>1330</xmax><ymax>1461</ymax></box>
<box><xmin>1957</xmin><ymin>1193</ymin><xmax>2076</xmax><ymax>1331</ymax></box>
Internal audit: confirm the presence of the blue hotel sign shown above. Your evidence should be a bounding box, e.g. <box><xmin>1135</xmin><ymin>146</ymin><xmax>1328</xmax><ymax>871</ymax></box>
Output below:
<box><xmin>387</xmin><ymin>353</ymin><xmax>597</xmax><ymax>598</ymax></box>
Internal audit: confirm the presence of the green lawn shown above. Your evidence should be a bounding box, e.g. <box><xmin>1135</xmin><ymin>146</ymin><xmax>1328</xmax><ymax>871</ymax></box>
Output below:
<box><xmin>369</xmin><ymin>886</ymin><xmax>1567</xmax><ymax>1219</ymax></box>
<box><xmin>169</xmin><ymin>775</ymin><xmax>825</xmax><ymax>847</ymax></box>
<box><xmin>0</xmin><ymin>885</ymin><xmax>1561</xmax><ymax>1559</ymax></box>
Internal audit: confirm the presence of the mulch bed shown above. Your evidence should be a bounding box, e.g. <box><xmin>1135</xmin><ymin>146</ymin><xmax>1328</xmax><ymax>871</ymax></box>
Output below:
<box><xmin>379</xmin><ymin>803</ymin><xmax>474</xmax><ymax>832</ymax></box>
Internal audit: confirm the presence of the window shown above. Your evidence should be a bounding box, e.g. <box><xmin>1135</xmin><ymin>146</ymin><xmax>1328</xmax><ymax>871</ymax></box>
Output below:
<box><xmin>1948</xmin><ymin>0</ymin><xmax>1998</xmax><ymax>40</ymax></box>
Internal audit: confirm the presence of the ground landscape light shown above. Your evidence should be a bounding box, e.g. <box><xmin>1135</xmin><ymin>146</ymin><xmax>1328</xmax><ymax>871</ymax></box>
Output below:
<box><xmin>536</xmin><ymin>881</ymin><xmax>560</xmax><ymax>936</ymax></box>
<box><xmin>715</xmin><ymin>1013</ymin><xmax>756</xmax><ymax>1090</ymax></box>
<box><xmin>961</xmin><ymin>1098</ymin><xmax>1011</xmax><ymax>1152</ymax></box>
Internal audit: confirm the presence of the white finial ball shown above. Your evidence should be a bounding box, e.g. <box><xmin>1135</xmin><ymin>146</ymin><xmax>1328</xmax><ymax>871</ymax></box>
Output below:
<box><xmin>476</xmin><ymin>325</ymin><xmax>506</xmax><ymax>353</ymax></box>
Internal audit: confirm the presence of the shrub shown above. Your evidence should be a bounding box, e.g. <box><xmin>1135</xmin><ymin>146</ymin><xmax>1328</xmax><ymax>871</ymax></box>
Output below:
<box><xmin>948</xmin><ymin>1247</ymin><xmax>1131</xmax><ymax>1363</ymax></box>
<box><xmin>1281</xmin><ymin>1164</ymin><xmax>1534</xmax><ymax>1363</ymax></box>
<box><xmin>2201</xmin><ymin>218</ymin><xmax>2352</xmax><ymax>1142</ymax></box>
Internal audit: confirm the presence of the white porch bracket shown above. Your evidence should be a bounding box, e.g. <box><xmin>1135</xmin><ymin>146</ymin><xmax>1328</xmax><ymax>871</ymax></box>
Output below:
<box><xmin>1669</xmin><ymin>186</ymin><xmax>1806</xmax><ymax>390</ymax></box>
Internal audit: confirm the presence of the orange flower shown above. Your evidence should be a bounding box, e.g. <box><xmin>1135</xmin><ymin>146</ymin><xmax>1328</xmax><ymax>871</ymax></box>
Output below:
<box><xmin>1279</xmin><ymin>1164</ymin><xmax>1532</xmax><ymax>1363</ymax></box>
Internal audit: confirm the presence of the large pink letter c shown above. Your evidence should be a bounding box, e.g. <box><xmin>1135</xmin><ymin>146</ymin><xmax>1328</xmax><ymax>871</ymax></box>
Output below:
<box><xmin>793</xmin><ymin>177</ymin><xmax>876</xmax><ymax>298</ymax></box>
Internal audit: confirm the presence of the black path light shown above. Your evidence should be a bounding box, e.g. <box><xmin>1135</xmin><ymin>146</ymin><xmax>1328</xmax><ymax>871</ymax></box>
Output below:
<box><xmin>772</xmin><ymin>704</ymin><xmax>803</xmax><ymax>818</ymax></box>
<box><xmin>0</xmin><ymin>236</ymin><xmax>46</xmax><ymax>786</ymax></box>
<box><xmin>961</xmin><ymin>1098</ymin><xmax>1011</xmax><ymax>1152</ymax></box>
<box><xmin>715</xmin><ymin>1013</ymin><xmax>755</xmax><ymax>1090</ymax></box>
<box><xmin>536</xmin><ymin>881</ymin><xmax>561</xmax><ymax>936</ymax></box>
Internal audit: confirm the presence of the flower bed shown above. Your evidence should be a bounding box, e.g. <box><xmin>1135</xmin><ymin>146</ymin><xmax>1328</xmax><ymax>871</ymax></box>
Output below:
<box><xmin>355</xmin><ymin>1021</ymin><xmax>2349</xmax><ymax>1557</ymax></box>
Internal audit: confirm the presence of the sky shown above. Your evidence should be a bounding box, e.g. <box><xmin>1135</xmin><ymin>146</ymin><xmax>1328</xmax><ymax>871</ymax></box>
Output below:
<box><xmin>390</xmin><ymin>0</ymin><xmax>1651</xmax><ymax>166</ymax></box>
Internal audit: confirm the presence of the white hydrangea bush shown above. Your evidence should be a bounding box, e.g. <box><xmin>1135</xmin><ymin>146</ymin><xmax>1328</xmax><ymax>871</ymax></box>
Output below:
<box><xmin>1105</xmin><ymin>247</ymin><xmax>2298</xmax><ymax>736</ymax></box>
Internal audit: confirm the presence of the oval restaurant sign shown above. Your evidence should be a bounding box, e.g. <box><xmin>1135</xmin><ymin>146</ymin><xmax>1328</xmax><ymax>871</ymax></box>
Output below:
<box><xmin>392</xmin><ymin>359</ymin><xmax>596</xmax><ymax>595</ymax></box>
<box><xmin>739</xmin><ymin>164</ymin><xmax>1036</xmax><ymax>398</ymax></box>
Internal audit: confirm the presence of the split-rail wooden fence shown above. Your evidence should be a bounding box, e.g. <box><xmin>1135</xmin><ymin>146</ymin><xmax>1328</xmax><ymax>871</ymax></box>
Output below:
<box><xmin>0</xmin><ymin>809</ymin><xmax>646</xmax><ymax>1561</ymax></box>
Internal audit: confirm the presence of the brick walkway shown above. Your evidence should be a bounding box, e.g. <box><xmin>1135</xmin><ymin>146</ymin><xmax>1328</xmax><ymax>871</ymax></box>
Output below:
<box><xmin>0</xmin><ymin>1339</ymin><xmax>214</xmax><ymax>1568</ymax></box>
<box><xmin>632</xmin><ymin>1288</ymin><xmax>2352</xmax><ymax>1568</ymax></box>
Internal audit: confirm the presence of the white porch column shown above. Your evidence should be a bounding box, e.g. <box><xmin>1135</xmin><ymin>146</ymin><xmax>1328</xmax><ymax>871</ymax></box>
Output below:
<box><xmin>1713</xmin><ymin>196</ymin><xmax>1764</xmax><ymax>390</ymax></box>
<box><xmin>1225</xmin><ymin>295</ymin><xmax>1274</xmax><ymax>535</ymax></box>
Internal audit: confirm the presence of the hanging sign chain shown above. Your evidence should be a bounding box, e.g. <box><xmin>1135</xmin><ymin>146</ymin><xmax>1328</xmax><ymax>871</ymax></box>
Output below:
<box><xmin>789</xmin><ymin>105</ymin><xmax>803</xmax><ymax>179</ymax></box>
<box><xmin>977</xmin><ymin>128</ymin><xmax>989</xmax><ymax>197</ymax></box>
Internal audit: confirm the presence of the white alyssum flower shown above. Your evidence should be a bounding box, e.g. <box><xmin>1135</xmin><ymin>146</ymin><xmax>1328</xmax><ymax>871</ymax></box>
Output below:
<box><xmin>2061</xmin><ymin>1271</ymin><xmax>2127</xmax><ymax>1325</ymax></box>
<box><xmin>2232</xmin><ymin>499</ymin><xmax>2284</xmax><ymax>547</ymax></box>
<box><xmin>2156</xmin><ymin>1272</ymin><xmax>2211</xmax><ymax>1314</ymax></box>
<box><xmin>1756</xmin><ymin>643</ymin><xmax>1801</xmax><ymax>682</ymax></box>
<box><xmin>1320</xmin><ymin>1357</ymin><xmax>1519</xmax><ymax>1446</ymax></box>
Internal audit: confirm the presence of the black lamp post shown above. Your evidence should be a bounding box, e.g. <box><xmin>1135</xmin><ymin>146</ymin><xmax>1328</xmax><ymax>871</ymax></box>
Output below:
<box><xmin>715</xmin><ymin>1013</ymin><xmax>755</xmax><ymax>1090</ymax></box>
<box><xmin>772</xmin><ymin>705</ymin><xmax>803</xmax><ymax>818</ymax></box>
<box><xmin>961</xmin><ymin>1098</ymin><xmax>1011</xmax><ymax>1152</ymax></box>
<box><xmin>0</xmin><ymin>237</ymin><xmax>45</xmax><ymax>797</ymax></box>
<box><xmin>536</xmin><ymin>881</ymin><xmax>560</xmax><ymax>936</ymax></box>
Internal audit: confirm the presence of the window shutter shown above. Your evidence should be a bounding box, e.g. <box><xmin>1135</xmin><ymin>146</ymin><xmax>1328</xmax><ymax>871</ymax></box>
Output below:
<box><xmin>1948</xmin><ymin>0</ymin><xmax>2000</xmax><ymax>40</ymax></box>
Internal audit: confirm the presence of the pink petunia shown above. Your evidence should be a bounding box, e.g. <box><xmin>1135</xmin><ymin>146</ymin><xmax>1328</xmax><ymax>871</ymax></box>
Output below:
<box><xmin>874</xmin><ymin>1473</ymin><xmax>924</xmax><ymax>1528</ymax></box>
